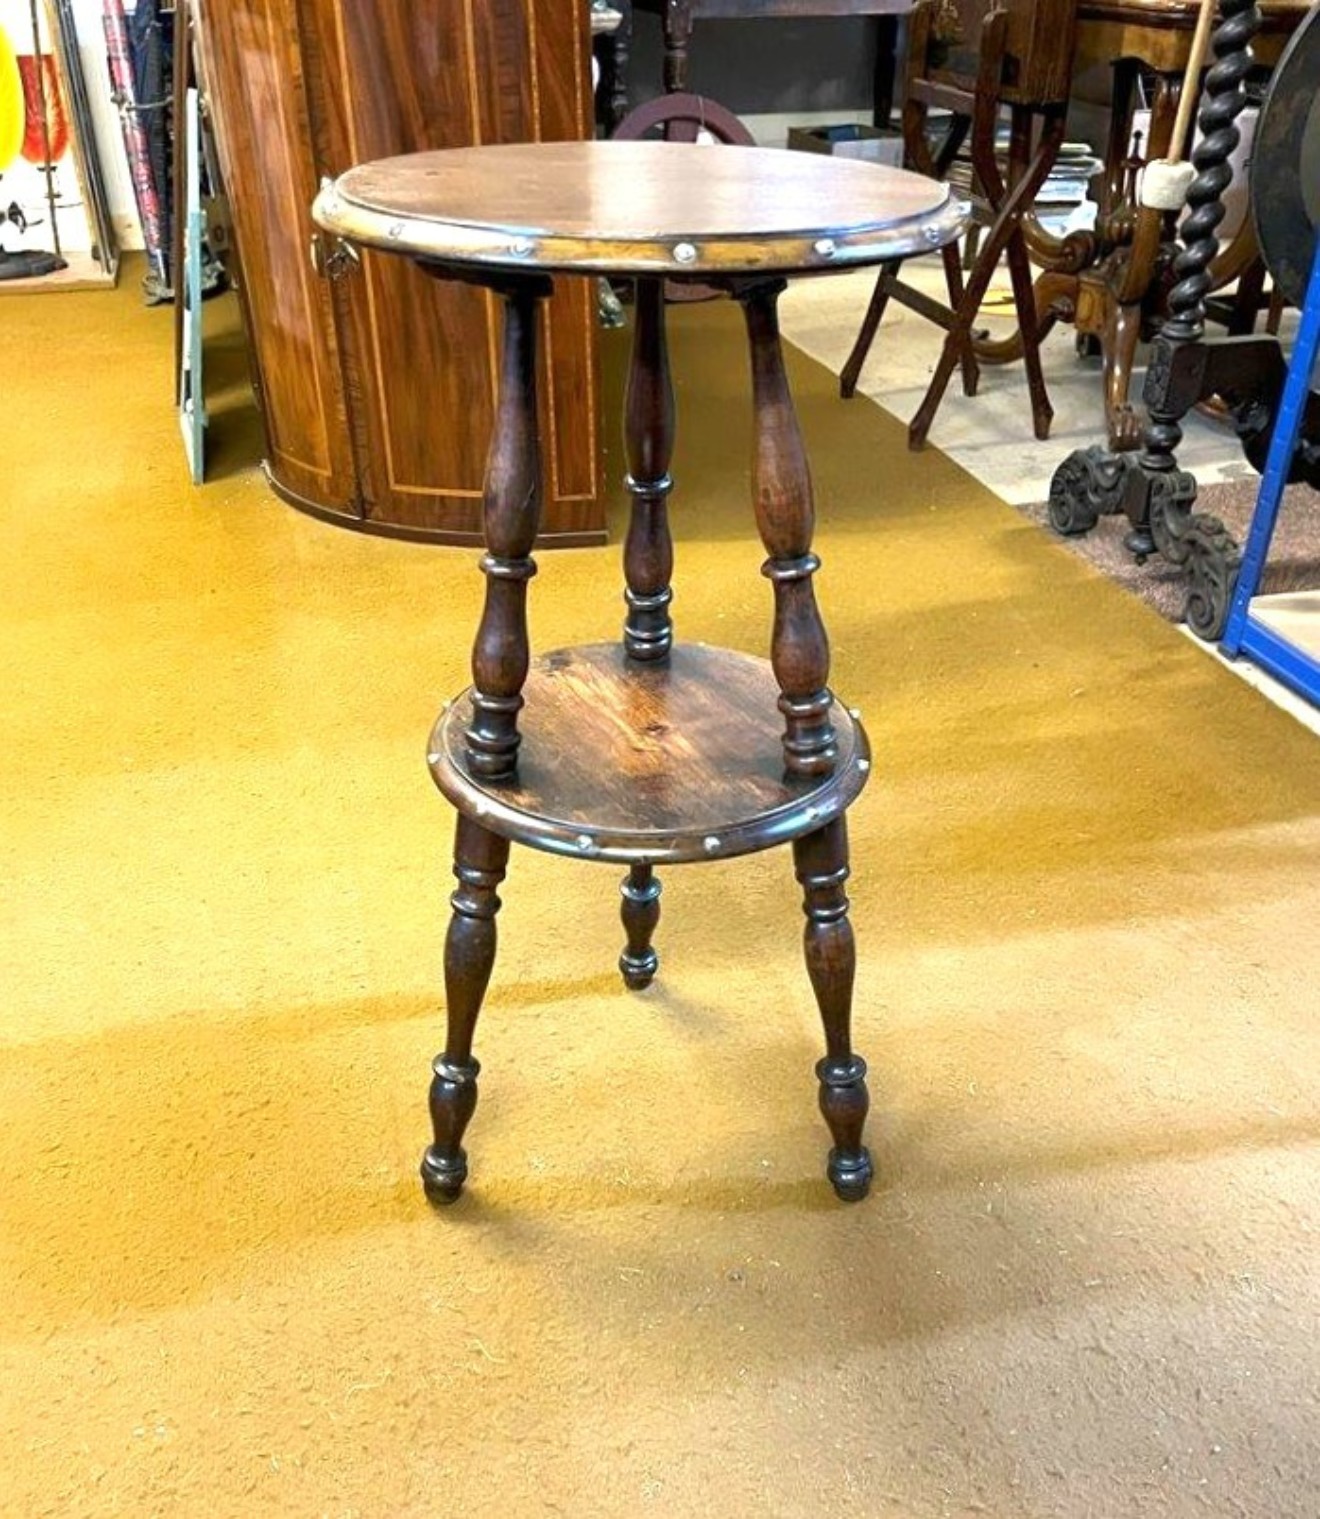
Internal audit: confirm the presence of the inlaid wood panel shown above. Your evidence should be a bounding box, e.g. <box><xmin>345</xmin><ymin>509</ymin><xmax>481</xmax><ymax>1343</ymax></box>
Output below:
<box><xmin>195</xmin><ymin>0</ymin><xmax>603</xmax><ymax>543</ymax></box>
<box><xmin>299</xmin><ymin>0</ymin><xmax>602</xmax><ymax>540</ymax></box>
<box><xmin>194</xmin><ymin>0</ymin><xmax>357</xmax><ymax>511</ymax></box>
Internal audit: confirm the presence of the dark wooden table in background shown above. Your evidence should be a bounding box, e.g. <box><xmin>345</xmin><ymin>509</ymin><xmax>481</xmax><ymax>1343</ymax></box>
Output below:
<box><xmin>628</xmin><ymin>0</ymin><xmax>912</xmax><ymax>126</ymax></box>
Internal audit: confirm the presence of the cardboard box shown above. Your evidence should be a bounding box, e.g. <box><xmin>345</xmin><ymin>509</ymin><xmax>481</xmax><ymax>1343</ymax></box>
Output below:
<box><xmin>786</xmin><ymin>124</ymin><xmax>903</xmax><ymax>168</ymax></box>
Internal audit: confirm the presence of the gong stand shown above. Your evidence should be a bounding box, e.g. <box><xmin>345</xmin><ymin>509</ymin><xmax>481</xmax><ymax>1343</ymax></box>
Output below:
<box><xmin>1047</xmin><ymin>0</ymin><xmax>1320</xmax><ymax>640</ymax></box>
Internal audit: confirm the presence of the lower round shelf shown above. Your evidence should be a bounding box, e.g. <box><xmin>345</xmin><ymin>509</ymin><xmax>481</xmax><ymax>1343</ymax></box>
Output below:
<box><xmin>427</xmin><ymin>642</ymin><xmax>871</xmax><ymax>864</ymax></box>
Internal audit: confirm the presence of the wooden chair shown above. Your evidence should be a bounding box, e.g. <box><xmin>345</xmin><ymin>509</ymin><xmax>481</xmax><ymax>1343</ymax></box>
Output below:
<box><xmin>839</xmin><ymin>0</ymin><xmax>1079</xmax><ymax>448</ymax></box>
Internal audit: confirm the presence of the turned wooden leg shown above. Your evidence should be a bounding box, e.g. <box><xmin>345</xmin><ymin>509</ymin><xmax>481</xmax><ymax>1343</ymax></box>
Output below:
<box><xmin>839</xmin><ymin>261</ymin><xmax>901</xmax><ymax>399</ymax></box>
<box><xmin>464</xmin><ymin>275</ymin><xmax>553</xmax><ymax>781</ymax></box>
<box><xmin>737</xmin><ymin>278</ymin><xmax>836</xmax><ymax>779</ymax></box>
<box><xmin>618</xmin><ymin>862</ymin><xmax>661</xmax><ymax>990</ymax></box>
<box><xmin>421</xmin><ymin>815</ymin><xmax>511</xmax><ymax>1205</ymax></box>
<box><xmin>794</xmin><ymin>817</ymin><xmax>872</xmax><ymax>1201</ymax></box>
<box><xmin>623</xmin><ymin>276</ymin><xmax>675</xmax><ymax>660</ymax></box>
<box><xmin>662</xmin><ymin>0</ymin><xmax>693</xmax><ymax>93</ymax></box>
<box><xmin>608</xmin><ymin>2</ymin><xmax>633</xmax><ymax>131</ymax></box>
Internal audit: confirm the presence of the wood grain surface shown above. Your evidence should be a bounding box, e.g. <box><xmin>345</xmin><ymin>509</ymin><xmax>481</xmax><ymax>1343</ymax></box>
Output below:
<box><xmin>316</xmin><ymin>141</ymin><xmax>967</xmax><ymax>275</ymax></box>
<box><xmin>633</xmin><ymin>0</ymin><xmax>906</xmax><ymax>15</ymax></box>
<box><xmin>1076</xmin><ymin>0</ymin><xmax>1307</xmax><ymax>72</ymax></box>
<box><xmin>427</xmin><ymin>643</ymin><xmax>871</xmax><ymax>863</ymax></box>
<box><xmin>195</xmin><ymin>0</ymin><xmax>603</xmax><ymax>543</ymax></box>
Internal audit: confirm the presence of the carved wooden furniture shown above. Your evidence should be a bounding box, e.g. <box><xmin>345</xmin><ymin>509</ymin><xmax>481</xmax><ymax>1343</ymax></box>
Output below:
<box><xmin>629</xmin><ymin>0</ymin><xmax>910</xmax><ymax>127</ymax></box>
<box><xmin>1005</xmin><ymin>0</ymin><xmax>1312</xmax><ymax>451</ymax></box>
<box><xmin>839</xmin><ymin>0</ymin><xmax>1079</xmax><ymax>448</ymax></box>
<box><xmin>314</xmin><ymin>140</ymin><xmax>966</xmax><ymax>1202</ymax></box>
<box><xmin>191</xmin><ymin>0</ymin><xmax>604</xmax><ymax>545</ymax></box>
<box><xmin>1049</xmin><ymin>0</ymin><xmax>1320</xmax><ymax>638</ymax></box>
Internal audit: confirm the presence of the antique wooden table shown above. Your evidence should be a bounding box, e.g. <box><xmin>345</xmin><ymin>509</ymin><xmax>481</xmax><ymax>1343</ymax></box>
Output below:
<box><xmin>314</xmin><ymin>141</ymin><xmax>965</xmax><ymax>1204</ymax></box>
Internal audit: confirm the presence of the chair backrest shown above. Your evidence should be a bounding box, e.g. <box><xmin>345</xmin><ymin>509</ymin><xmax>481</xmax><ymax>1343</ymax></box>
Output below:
<box><xmin>612</xmin><ymin>92</ymin><xmax>757</xmax><ymax>147</ymax></box>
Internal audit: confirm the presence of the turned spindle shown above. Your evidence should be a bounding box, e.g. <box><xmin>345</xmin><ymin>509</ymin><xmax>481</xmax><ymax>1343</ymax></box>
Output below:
<box><xmin>618</xmin><ymin>862</ymin><xmax>662</xmax><ymax>989</ymax></box>
<box><xmin>738</xmin><ymin>279</ymin><xmax>837</xmax><ymax>779</ymax></box>
<box><xmin>421</xmin><ymin>815</ymin><xmax>511</xmax><ymax>1204</ymax></box>
<box><xmin>793</xmin><ymin>817</ymin><xmax>872</xmax><ymax>1201</ymax></box>
<box><xmin>622</xmin><ymin>276</ymin><xmax>676</xmax><ymax>661</ymax></box>
<box><xmin>465</xmin><ymin>276</ymin><xmax>553</xmax><ymax>781</ymax></box>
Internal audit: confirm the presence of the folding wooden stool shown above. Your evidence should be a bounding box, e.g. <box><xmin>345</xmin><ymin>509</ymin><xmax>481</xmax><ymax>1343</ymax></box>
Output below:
<box><xmin>839</xmin><ymin>0</ymin><xmax>1079</xmax><ymax>448</ymax></box>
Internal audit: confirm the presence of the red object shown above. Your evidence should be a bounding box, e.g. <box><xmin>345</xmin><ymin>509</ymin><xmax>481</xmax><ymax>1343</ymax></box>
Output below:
<box><xmin>18</xmin><ymin>53</ymin><xmax>69</xmax><ymax>164</ymax></box>
<box><xmin>102</xmin><ymin>0</ymin><xmax>166</xmax><ymax>279</ymax></box>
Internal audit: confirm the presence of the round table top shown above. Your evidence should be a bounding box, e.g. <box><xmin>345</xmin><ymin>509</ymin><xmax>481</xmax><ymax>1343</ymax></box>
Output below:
<box><xmin>313</xmin><ymin>140</ymin><xmax>968</xmax><ymax>278</ymax></box>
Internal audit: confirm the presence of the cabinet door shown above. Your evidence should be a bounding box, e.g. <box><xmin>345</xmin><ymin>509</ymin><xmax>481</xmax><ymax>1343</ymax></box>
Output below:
<box><xmin>301</xmin><ymin>0</ymin><xmax>604</xmax><ymax>543</ymax></box>
<box><xmin>195</xmin><ymin>0</ymin><xmax>359</xmax><ymax>514</ymax></box>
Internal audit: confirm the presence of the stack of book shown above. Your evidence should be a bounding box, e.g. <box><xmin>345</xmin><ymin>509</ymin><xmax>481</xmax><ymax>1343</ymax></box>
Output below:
<box><xmin>944</xmin><ymin>129</ymin><xmax>1103</xmax><ymax>235</ymax></box>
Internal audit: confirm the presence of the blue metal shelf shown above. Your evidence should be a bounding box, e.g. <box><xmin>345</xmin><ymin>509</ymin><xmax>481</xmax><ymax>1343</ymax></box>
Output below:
<box><xmin>1219</xmin><ymin>231</ymin><xmax>1320</xmax><ymax>708</ymax></box>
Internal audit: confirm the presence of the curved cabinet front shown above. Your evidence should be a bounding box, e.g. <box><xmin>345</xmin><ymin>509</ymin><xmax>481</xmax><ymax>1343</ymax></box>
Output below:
<box><xmin>196</xmin><ymin>0</ymin><xmax>605</xmax><ymax>545</ymax></box>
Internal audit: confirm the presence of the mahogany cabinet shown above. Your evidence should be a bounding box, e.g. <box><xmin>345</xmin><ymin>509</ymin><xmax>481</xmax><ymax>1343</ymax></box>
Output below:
<box><xmin>195</xmin><ymin>0</ymin><xmax>605</xmax><ymax>544</ymax></box>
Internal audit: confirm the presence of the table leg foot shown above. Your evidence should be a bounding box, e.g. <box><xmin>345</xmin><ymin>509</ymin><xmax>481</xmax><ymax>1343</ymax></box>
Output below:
<box><xmin>619</xmin><ymin>863</ymin><xmax>661</xmax><ymax>990</ymax></box>
<box><xmin>423</xmin><ymin>816</ymin><xmax>510</xmax><ymax>1205</ymax></box>
<box><xmin>819</xmin><ymin>1058</ymin><xmax>874</xmax><ymax>1202</ymax></box>
<box><xmin>422</xmin><ymin>1065</ymin><xmax>476</xmax><ymax>1205</ymax></box>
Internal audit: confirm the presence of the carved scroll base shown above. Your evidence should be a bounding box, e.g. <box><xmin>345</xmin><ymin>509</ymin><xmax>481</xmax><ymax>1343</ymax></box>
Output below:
<box><xmin>1047</xmin><ymin>445</ymin><xmax>1242</xmax><ymax>640</ymax></box>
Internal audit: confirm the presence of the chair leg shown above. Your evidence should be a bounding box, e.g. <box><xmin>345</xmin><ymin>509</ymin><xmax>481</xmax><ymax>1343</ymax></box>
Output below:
<box><xmin>840</xmin><ymin>260</ymin><xmax>901</xmax><ymax>399</ymax></box>
<box><xmin>619</xmin><ymin>863</ymin><xmax>661</xmax><ymax>990</ymax></box>
<box><xmin>794</xmin><ymin>818</ymin><xmax>872</xmax><ymax>1201</ymax></box>
<box><xmin>1004</xmin><ymin>230</ymin><xmax>1053</xmax><ymax>440</ymax></box>
<box><xmin>940</xmin><ymin>241</ymin><xmax>981</xmax><ymax>397</ymax></box>
<box><xmin>421</xmin><ymin>815</ymin><xmax>511</xmax><ymax>1205</ymax></box>
<box><xmin>909</xmin><ymin>219</ymin><xmax>1019</xmax><ymax>449</ymax></box>
<box><xmin>908</xmin><ymin>323</ymin><xmax>975</xmax><ymax>450</ymax></box>
<box><xmin>909</xmin><ymin>137</ymin><xmax>1064</xmax><ymax>447</ymax></box>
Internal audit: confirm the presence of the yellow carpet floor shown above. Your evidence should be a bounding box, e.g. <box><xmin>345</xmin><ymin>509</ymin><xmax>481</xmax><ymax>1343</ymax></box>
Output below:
<box><xmin>3</xmin><ymin>270</ymin><xmax>1319</xmax><ymax>1517</ymax></box>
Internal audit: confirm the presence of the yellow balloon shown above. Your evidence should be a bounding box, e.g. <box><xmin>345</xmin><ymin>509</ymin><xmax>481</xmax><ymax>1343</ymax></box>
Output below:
<box><xmin>0</xmin><ymin>23</ymin><xmax>25</xmax><ymax>169</ymax></box>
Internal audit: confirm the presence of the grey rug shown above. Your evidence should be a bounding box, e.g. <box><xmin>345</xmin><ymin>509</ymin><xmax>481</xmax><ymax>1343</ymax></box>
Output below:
<box><xmin>1020</xmin><ymin>473</ymin><xmax>1320</xmax><ymax>624</ymax></box>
